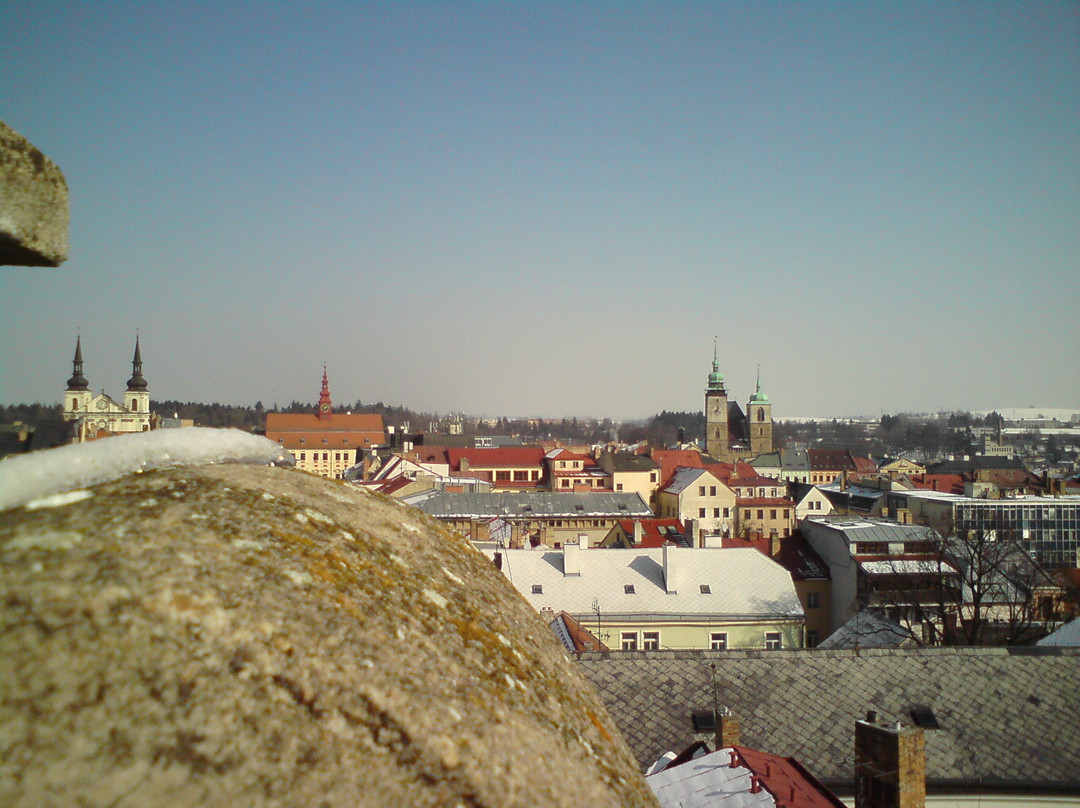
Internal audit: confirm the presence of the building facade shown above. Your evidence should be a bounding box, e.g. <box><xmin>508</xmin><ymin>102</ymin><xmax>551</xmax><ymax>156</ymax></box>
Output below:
<box><xmin>62</xmin><ymin>336</ymin><xmax>153</xmax><ymax>441</ymax></box>
<box><xmin>264</xmin><ymin>369</ymin><xmax>385</xmax><ymax>479</ymax></box>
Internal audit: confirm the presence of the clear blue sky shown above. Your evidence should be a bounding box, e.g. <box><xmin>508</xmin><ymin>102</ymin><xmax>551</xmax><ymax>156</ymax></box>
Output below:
<box><xmin>2</xmin><ymin>1</ymin><xmax>1077</xmax><ymax>419</ymax></box>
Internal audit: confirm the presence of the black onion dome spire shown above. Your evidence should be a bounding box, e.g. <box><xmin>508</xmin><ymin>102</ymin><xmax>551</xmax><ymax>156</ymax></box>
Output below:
<box><xmin>66</xmin><ymin>335</ymin><xmax>89</xmax><ymax>391</ymax></box>
<box><xmin>126</xmin><ymin>336</ymin><xmax>148</xmax><ymax>391</ymax></box>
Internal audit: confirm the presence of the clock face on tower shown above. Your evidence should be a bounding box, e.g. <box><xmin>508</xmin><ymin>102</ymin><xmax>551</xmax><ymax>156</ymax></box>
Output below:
<box><xmin>319</xmin><ymin>403</ymin><xmax>330</xmax><ymax>413</ymax></box>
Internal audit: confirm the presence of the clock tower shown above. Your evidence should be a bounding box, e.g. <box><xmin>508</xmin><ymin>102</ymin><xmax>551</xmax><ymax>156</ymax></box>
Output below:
<box><xmin>317</xmin><ymin>366</ymin><xmax>333</xmax><ymax>421</ymax></box>
<box><xmin>704</xmin><ymin>339</ymin><xmax>729</xmax><ymax>460</ymax></box>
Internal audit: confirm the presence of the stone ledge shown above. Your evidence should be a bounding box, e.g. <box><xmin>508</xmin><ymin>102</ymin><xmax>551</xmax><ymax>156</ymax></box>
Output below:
<box><xmin>0</xmin><ymin>119</ymin><xmax>69</xmax><ymax>267</ymax></box>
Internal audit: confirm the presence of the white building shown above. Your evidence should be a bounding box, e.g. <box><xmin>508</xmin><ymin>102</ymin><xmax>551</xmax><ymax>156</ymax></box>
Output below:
<box><xmin>62</xmin><ymin>336</ymin><xmax>153</xmax><ymax>441</ymax></box>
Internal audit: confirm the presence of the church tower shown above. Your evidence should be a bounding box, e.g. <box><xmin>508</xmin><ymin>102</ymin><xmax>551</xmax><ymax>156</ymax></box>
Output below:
<box><xmin>317</xmin><ymin>366</ymin><xmax>333</xmax><ymax>421</ymax></box>
<box><xmin>124</xmin><ymin>336</ymin><xmax>150</xmax><ymax>418</ymax></box>
<box><xmin>63</xmin><ymin>335</ymin><xmax>92</xmax><ymax>420</ymax></box>
<box><xmin>747</xmin><ymin>366</ymin><xmax>774</xmax><ymax>456</ymax></box>
<box><xmin>704</xmin><ymin>340</ymin><xmax>729</xmax><ymax>460</ymax></box>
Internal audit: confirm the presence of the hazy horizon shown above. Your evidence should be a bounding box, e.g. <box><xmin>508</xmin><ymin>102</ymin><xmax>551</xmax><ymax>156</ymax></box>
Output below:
<box><xmin>2</xmin><ymin>2</ymin><xmax>1078</xmax><ymax>420</ymax></box>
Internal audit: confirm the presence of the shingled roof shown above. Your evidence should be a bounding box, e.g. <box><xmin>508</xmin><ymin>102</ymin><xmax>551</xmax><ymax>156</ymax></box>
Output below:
<box><xmin>576</xmin><ymin>647</ymin><xmax>1080</xmax><ymax>792</ymax></box>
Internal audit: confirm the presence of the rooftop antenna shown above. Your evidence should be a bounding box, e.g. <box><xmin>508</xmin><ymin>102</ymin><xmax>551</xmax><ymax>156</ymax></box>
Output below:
<box><xmin>711</xmin><ymin>662</ymin><xmax>721</xmax><ymax>751</ymax></box>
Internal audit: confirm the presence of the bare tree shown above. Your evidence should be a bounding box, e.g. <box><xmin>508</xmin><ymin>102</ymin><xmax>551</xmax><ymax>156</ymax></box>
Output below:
<box><xmin>863</xmin><ymin>520</ymin><xmax>1059</xmax><ymax>646</ymax></box>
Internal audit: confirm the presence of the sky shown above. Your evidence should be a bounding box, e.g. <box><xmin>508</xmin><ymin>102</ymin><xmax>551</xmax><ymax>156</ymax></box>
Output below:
<box><xmin>1</xmin><ymin>2</ymin><xmax>1078</xmax><ymax>420</ymax></box>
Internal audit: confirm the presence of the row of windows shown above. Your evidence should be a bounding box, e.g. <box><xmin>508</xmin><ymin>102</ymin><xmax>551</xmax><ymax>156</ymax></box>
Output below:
<box><xmin>618</xmin><ymin>630</ymin><xmax>783</xmax><ymax>651</ymax></box>
<box><xmin>297</xmin><ymin>451</ymin><xmax>352</xmax><ymax>463</ymax></box>
<box><xmin>741</xmin><ymin>509</ymin><xmax>791</xmax><ymax>521</ymax></box>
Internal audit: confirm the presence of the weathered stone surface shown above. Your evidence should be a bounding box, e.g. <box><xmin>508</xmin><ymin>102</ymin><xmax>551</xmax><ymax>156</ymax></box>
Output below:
<box><xmin>0</xmin><ymin>465</ymin><xmax>657</xmax><ymax>807</ymax></box>
<box><xmin>0</xmin><ymin>119</ymin><xmax>69</xmax><ymax>267</ymax></box>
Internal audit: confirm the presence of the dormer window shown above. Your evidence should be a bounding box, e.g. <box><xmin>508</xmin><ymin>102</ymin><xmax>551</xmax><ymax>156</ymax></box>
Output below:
<box><xmin>700</xmin><ymin>584</ymin><xmax>712</xmax><ymax>594</ymax></box>
<box><xmin>532</xmin><ymin>584</ymin><xmax>543</xmax><ymax>595</ymax></box>
<box><xmin>624</xmin><ymin>584</ymin><xmax>636</xmax><ymax>594</ymax></box>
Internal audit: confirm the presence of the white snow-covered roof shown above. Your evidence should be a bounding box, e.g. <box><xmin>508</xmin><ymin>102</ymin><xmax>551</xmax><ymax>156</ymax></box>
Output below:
<box><xmin>1038</xmin><ymin>618</ymin><xmax>1080</xmax><ymax>647</ymax></box>
<box><xmin>648</xmin><ymin>749</ymin><xmax>775</xmax><ymax>808</ymax></box>
<box><xmin>663</xmin><ymin>466</ymin><xmax>712</xmax><ymax>495</ymax></box>
<box><xmin>859</xmin><ymin>559</ymin><xmax>959</xmax><ymax>576</ymax></box>
<box><xmin>495</xmin><ymin>546</ymin><xmax>803</xmax><ymax>620</ymax></box>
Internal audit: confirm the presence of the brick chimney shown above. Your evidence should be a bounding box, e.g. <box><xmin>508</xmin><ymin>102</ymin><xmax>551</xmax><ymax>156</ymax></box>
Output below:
<box><xmin>633</xmin><ymin>520</ymin><xmax>644</xmax><ymax>546</ymax></box>
<box><xmin>717</xmin><ymin>712</ymin><xmax>740</xmax><ymax>747</ymax></box>
<box><xmin>855</xmin><ymin>713</ymin><xmax>926</xmax><ymax>808</ymax></box>
<box><xmin>769</xmin><ymin>529</ymin><xmax>781</xmax><ymax>557</ymax></box>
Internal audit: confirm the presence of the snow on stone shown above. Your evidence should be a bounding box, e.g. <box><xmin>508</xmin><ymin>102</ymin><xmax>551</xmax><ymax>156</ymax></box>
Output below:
<box><xmin>0</xmin><ymin>428</ymin><xmax>293</xmax><ymax>512</ymax></box>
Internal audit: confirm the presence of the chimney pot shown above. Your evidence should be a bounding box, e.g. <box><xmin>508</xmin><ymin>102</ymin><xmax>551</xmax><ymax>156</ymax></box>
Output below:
<box><xmin>750</xmin><ymin>776</ymin><xmax>762</xmax><ymax>794</ymax></box>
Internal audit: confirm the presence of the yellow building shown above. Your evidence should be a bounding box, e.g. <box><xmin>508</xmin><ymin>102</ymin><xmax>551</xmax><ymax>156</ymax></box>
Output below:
<box><xmin>265</xmin><ymin>369</ymin><xmax>385</xmax><ymax>479</ymax></box>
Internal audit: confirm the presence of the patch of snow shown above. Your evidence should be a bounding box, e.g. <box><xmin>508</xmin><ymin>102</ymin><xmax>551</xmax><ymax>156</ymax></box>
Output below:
<box><xmin>24</xmin><ymin>489</ymin><xmax>94</xmax><ymax>510</ymax></box>
<box><xmin>0</xmin><ymin>428</ymin><xmax>293</xmax><ymax>512</ymax></box>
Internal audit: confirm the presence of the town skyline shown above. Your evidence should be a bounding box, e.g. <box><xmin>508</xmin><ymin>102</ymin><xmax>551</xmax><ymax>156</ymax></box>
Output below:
<box><xmin>2</xmin><ymin>3</ymin><xmax>1078</xmax><ymax>418</ymax></box>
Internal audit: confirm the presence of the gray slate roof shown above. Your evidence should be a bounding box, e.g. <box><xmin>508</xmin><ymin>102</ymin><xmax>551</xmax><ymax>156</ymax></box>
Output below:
<box><xmin>576</xmin><ymin>647</ymin><xmax>1080</xmax><ymax>789</ymax></box>
<box><xmin>405</xmin><ymin>491</ymin><xmax>652</xmax><ymax>518</ymax></box>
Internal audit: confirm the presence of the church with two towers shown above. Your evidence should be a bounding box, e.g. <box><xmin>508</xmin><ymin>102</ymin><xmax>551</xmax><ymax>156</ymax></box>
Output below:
<box><xmin>62</xmin><ymin>336</ymin><xmax>154</xmax><ymax>441</ymax></box>
<box><xmin>703</xmin><ymin>342</ymin><xmax>774</xmax><ymax>463</ymax></box>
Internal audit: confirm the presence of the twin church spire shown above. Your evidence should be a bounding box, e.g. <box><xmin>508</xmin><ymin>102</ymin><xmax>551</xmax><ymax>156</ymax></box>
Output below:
<box><xmin>704</xmin><ymin>342</ymin><xmax>773</xmax><ymax>461</ymax></box>
<box><xmin>66</xmin><ymin>335</ymin><xmax>148</xmax><ymax>393</ymax></box>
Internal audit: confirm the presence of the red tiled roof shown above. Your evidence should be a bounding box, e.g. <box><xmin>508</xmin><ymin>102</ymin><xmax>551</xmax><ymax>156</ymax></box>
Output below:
<box><xmin>446</xmin><ymin>446</ymin><xmax>546</xmax><ymax>470</ymax></box>
<box><xmin>735</xmin><ymin>497</ymin><xmax>794</xmax><ymax>507</ymax></box>
<box><xmin>732</xmin><ymin>746</ymin><xmax>847</xmax><ymax>808</ymax></box>
<box><xmin>853</xmin><ymin>456</ymin><xmax>878</xmax><ymax>473</ymax></box>
<box><xmin>266</xmin><ymin>412</ymin><xmax>384</xmax><ymax>433</ymax></box>
<box><xmin>910</xmin><ymin>474</ymin><xmax>966</xmax><ymax>495</ymax></box>
<box><xmin>614</xmin><ymin>518</ymin><xmax>686</xmax><ymax>548</ymax></box>
<box><xmin>807</xmin><ymin>449</ymin><xmax>856</xmax><ymax>471</ymax></box>
<box><xmin>721</xmin><ymin>534</ymin><xmax>830</xmax><ymax>580</ymax></box>
<box><xmin>651</xmin><ymin>449</ymin><xmax>708</xmax><ymax>488</ymax></box>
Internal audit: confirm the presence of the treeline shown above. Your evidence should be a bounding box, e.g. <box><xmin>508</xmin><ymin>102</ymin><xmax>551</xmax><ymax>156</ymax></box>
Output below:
<box><xmin>0</xmin><ymin>403</ymin><xmax>62</xmax><ymax>423</ymax></box>
<box><xmin>775</xmin><ymin>411</ymin><xmax>1009</xmax><ymax>460</ymax></box>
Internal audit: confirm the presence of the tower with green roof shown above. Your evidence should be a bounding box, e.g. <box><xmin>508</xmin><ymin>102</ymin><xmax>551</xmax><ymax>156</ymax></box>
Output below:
<box><xmin>705</xmin><ymin>339</ymin><xmax>730</xmax><ymax>459</ymax></box>
<box><xmin>748</xmin><ymin>365</ymin><xmax>773</xmax><ymax>456</ymax></box>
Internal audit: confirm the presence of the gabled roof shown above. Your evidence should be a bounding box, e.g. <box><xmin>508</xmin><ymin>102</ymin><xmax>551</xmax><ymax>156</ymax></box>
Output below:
<box><xmin>499</xmin><ymin>546</ymin><xmax>803</xmax><ymax>620</ymax></box>
<box><xmin>662</xmin><ymin>466</ymin><xmax>716</xmax><ymax>495</ymax></box>
<box><xmin>577</xmin><ymin>647</ymin><xmax>1080</xmax><ymax>788</ymax></box>
<box><xmin>550</xmin><ymin>611</ymin><xmax>608</xmax><ymax>653</ymax></box>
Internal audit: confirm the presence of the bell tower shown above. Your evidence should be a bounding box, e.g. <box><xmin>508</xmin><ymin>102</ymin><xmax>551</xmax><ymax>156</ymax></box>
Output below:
<box><xmin>63</xmin><ymin>335</ymin><xmax>92</xmax><ymax>420</ymax></box>
<box><xmin>747</xmin><ymin>366</ymin><xmax>773</xmax><ymax>456</ymax></box>
<box><xmin>704</xmin><ymin>339</ymin><xmax>729</xmax><ymax>460</ymax></box>
<box><xmin>124</xmin><ymin>336</ymin><xmax>150</xmax><ymax>421</ymax></box>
